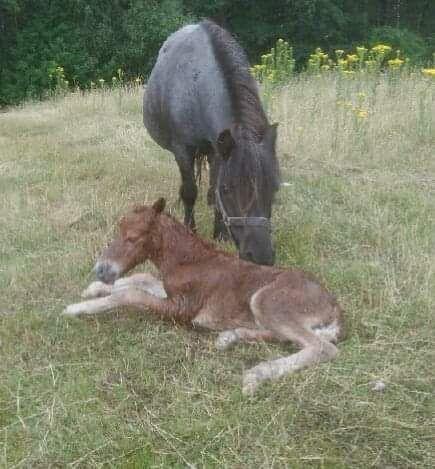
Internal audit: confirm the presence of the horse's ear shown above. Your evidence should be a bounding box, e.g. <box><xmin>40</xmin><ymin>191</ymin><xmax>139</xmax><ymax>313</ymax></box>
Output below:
<box><xmin>217</xmin><ymin>129</ymin><xmax>235</xmax><ymax>160</ymax></box>
<box><xmin>152</xmin><ymin>198</ymin><xmax>166</xmax><ymax>214</ymax></box>
<box><xmin>262</xmin><ymin>123</ymin><xmax>278</xmax><ymax>146</ymax></box>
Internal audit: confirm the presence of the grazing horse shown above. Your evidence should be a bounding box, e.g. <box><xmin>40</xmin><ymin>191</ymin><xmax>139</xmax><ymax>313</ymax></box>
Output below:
<box><xmin>64</xmin><ymin>199</ymin><xmax>344</xmax><ymax>394</ymax></box>
<box><xmin>143</xmin><ymin>20</ymin><xmax>280</xmax><ymax>266</ymax></box>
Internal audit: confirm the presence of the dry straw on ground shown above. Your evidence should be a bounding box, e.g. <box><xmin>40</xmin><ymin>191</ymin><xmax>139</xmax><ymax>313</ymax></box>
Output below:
<box><xmin>0</xmin><ymin>75</ymin><xmax>434</xmax><ymax>467</ymax></box>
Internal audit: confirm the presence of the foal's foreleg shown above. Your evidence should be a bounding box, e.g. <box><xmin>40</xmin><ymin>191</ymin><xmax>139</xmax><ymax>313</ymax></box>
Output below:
<box><xmin>64</xmin><ymin>287</ymin><xmax>184</xmax><ymax>319</ymax></box>
<box><xmin>81</xmin><ymin>281</ymin><xmax>113</xmax><ymax>299</ymax></box>
<box><xmin>81</xmin><ymin>273</ymin><xmax>166</xmax><ymax>300</ymax></box>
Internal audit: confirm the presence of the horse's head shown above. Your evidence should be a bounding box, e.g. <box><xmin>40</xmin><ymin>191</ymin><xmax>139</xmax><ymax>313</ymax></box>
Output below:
<box><xmin>215</xmin><ymin>124</ymin><xmax>280</xmax><ymax>266</ymax></box>
<box><xmin>94</xmin><ymin>199</ymin><xmax>166</xmax><ymax>283</ymax></box>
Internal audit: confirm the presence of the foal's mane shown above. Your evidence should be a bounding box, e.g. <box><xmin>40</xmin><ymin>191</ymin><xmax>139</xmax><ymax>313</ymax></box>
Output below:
<box><xmin>201</xmin><ymin>20</ymin><xmax>268</xmax><ymax>139</ymax></box>
<box><xmin>159</xmin><ymin>211</ymin><xmax>231</xmax><ymax>260</ymax></box>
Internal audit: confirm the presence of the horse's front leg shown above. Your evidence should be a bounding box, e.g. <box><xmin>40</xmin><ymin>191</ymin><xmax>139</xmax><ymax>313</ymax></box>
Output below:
<box><xmin>64</xmin><ymin>287</ymin><xmax>185</xmax><ymax>319</ymax></box>
<box><xmin>207</xmin><ymin>155</ymin><xmax>230</xmax><ymax>241</ymax></box>
<box><xmin>81</xmin><ymin>281</ymin><xmax>113</xmax><ymax>299</ymax></box>
<box><xmin>174</xmin><ymin>146</ymin><xmax>197</xmax><ymax>230</ymax></box>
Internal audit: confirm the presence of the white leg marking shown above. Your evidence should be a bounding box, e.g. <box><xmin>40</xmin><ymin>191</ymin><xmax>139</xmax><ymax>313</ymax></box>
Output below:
<box><xmin>215</xmin><ymin>330</ymin><xmax>239</xmax><ymax>350</ymax></box>
<box><xmin>242</xmin><ymin>342</ymin><xmax>338</xmax><ymax>395</ymax></box>
<box><xmin>63</xmin><ymin>296</ymin><xmax>120</xmax><ymax>317</ymax></box>
<box><xmin>81</xmin><ymin>281</ymin><xmax>113</xmax><ymax>299</ymax></box>
<box><xmin>113</xmin><ymin>274</ymin><xmax>167</xmax><ymax>298</ymax></box>
<box><xmin>312</xmin><ymin>320</ymin><xmax>341</xmax><ymax>343</ymax></box>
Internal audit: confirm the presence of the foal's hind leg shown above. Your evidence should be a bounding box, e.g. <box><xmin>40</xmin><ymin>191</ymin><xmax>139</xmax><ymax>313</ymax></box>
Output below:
<box><xmin>174</xmin><ymin>146</ymin><xmax>198</xmax><ymax>230</ymax></box>
<box><xmin>243</xmin><ymin>285</ymin><xmax>339</xmax><ymax>394</ymax></box>
<box><xmin>216</xmin><ymin>328</ymin><xmax>278</xmax><ymax>350</ymax></box>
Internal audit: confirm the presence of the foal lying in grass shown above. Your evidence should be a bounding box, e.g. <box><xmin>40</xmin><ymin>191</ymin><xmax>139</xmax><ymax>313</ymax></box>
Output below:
<box><xmin>64</xmin><ymin>198</ymin><xmax>344</xmax><ymax>394</ymax></box>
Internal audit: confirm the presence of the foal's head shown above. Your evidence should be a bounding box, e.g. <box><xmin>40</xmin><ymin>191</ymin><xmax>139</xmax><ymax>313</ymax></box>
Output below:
<box><xmin>95</xmin><ymin>198</ymin><xmax>166</xmax><ymax>283</ymax></box>
<box><xmin>216</xmin><ymin>124</ymin><xmax>280</xmax><ymax>266</ymax></box>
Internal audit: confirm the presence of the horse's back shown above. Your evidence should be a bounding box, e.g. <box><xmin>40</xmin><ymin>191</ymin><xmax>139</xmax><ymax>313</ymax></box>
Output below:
<box><xmin>143</xmin><ymin>22</ymin><xmax>231</xmax><ymax>152</ymax></box>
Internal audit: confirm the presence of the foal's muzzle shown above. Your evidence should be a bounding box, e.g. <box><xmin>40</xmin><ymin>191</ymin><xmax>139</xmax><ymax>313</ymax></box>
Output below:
<box><xmin>94</xmin><ymin>261</ymin><xmax>121</xmax><ymax>284</ymax></box>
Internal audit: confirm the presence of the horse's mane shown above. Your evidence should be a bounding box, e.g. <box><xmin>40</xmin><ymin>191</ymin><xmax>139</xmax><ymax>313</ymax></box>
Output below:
<box><xmin>201</xmin><ymin>20</ymin><xmax>280</xmax><ymax>195</ymax></box>
<box><xmin>201</xmin><ymin>19</ymin><xmax>269</xmax><ymax>139</ymax></box>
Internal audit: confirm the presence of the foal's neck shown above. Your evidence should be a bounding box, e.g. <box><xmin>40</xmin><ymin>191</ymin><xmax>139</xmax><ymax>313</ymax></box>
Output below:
<box><xmin>150</xmin><ymin>214</ymin><xmax>218</xmax><ymax>276</ymax></box>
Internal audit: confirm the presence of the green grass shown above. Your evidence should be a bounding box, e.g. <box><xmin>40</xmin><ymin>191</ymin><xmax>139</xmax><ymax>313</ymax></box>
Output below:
<box><xmin>1</xmin><ymin>76</ymin><xmax>434</xmax><ymax>467</ymax></box>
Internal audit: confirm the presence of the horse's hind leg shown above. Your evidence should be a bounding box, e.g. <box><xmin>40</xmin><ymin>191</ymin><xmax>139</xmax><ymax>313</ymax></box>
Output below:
<box><xmin>242</xmin><ymin>325</ymin><xmax>338</xmax><ymax>394</ymax></box>
<box><xmin>215</xmin><ymin>328</ymin><xmax>278</xmax><ymax>350</ymax></box>
<box><xmin>174</xmin><ymin>146</ymin><xmax>198</xmax><ymax>229</ymax></box>
<box><xmin>243</xmin><ymin>285</ymin><xmax>339</xmax><ymax>394</ymax></box>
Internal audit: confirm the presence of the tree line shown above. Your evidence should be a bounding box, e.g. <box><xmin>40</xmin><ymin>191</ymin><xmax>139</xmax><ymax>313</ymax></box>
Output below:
<box><xmin>1</xmin><ymin>0</ymin><xmax>433</xmax><ymax>106</ymax></box>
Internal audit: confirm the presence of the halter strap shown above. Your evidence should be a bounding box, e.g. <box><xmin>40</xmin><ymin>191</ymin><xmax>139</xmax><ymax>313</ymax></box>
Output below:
<box><xmin>214</xmin><ymin>184</ymin><xmax>271</xmax><ymax>235</ymax></box>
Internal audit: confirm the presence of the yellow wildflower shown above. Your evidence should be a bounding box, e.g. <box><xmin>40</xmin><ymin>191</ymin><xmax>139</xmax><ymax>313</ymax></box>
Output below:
<box><xmin>355</xmin><ymin>109</ymin><xmax>368</xmax><ymax>119</ymax></box>
<box><xmin>422</xmin><ymin>68</ymin><xmax>435</xmax><ymax>78</ymax></box>
<box><xmin>371</xmin><ymin>44</ymin><xmax>392</xmax><ymax>54</ymax></box>
<box><xmin>346</xmin><ymin>54</ymin><xmax>359</xmax><ymax>63</ymax></box>
<box><xmin>388</xmin><ymin>58</ymin><xmax>404</xmax><ymax>68</ymax></box>
<box><xmin>335</xmin><ymin>49</ymin><xmax>344</xmax><ymax>58</ymax></box>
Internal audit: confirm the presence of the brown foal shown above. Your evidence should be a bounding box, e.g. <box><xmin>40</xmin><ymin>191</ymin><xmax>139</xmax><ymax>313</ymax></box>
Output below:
<box><xmin>64</xmin><ymin>198</ymin><xmax>344</xmax><ymax>394</ymax></box>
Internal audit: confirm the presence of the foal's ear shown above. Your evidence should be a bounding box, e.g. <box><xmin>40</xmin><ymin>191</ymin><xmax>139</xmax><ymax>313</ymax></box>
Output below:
<box><xmin>152</xmin><ymin>197</ymin><xmax>166</xmax><ymax>214</ymax></box>
<box><xmin>217</xmin><ymin>129</ymin><xmax>235</xmax><ymax>160</ymax></box>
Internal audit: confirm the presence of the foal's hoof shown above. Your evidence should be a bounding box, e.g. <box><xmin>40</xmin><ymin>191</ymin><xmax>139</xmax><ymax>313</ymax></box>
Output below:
<box><xmin>215</xmin><ymin>330</ymin><xmax>239</xmax><ymax>350</ymax></box>
<box><xmin>63</xmin><ymin>303</ymin><xmax>86</xmax><ymax>317</ymax></box>
<box><xmin>242</xmin><ymin>363</ymin><xmax>270</xmax><ymax>395</ymax></box>
<box><xmin>81</xmin><ymin>281</ymin><xmax>112</xmax><ymax>299</ymax></box>
<box><xmin>242</xmin><ymin>371</ymin><xmax>260</xmax><ymax>396</ymax></box>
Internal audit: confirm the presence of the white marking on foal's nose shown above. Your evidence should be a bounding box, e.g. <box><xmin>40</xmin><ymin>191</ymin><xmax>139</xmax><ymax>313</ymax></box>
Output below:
<box><xmin>94</xmin><ymin>260</ymin><xmax>122</xmax><ymax>283</ymax></box>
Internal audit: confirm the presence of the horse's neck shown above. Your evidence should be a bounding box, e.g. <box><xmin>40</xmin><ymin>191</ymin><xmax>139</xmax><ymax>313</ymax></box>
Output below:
<box><xmin>151</xmin><ymin>216</ymin><xmax>213</xmax><ymax>276</ymax></box>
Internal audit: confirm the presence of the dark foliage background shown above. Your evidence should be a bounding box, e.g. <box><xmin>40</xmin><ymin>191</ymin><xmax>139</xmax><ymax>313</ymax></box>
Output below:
<box><xmin>1</xmin><ymin>0</ymin><xmax>434</xmax><ymax>105</ymax></box>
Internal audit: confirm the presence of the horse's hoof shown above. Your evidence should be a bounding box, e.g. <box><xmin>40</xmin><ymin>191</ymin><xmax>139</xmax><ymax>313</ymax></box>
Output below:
<box><xmin>213</xmin><ymin>231</ymin><xmax>230</xmax><ymax>242</ymax></box>
<box><xmin>215</xmin><ymin>330</ymin><xmax>238</xmax><ymax>350</ymax></box>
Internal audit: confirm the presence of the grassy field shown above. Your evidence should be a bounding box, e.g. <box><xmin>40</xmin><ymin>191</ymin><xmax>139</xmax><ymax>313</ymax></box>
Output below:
<box><xmin>1</xmin><ymin>74</ymin><xmax>434</xmax><ymax>467</ymax></box>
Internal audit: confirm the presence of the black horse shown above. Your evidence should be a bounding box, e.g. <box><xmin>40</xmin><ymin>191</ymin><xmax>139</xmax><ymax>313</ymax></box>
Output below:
<box><xmin>143</xmin><ymin>20</ymin><xmax>280</xmax><ymax>265</ymax></box>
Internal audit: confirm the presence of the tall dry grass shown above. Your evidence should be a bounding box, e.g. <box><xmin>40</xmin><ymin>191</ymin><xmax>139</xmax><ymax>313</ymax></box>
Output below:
<box><xmin>0</xmin><ymin>75</ymin><xmax>434</xmax><ymax>467</ymax></box>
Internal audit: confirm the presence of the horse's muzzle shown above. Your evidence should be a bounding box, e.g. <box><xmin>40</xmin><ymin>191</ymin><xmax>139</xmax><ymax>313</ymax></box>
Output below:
<box><xmin>240</xmin><ymin>247</ymin><xmax>275</xmax><ymax>266</ymax></box>
<box><xmin>94</xmin><ymin>261</ymin><xmax>121</xmax><ymax>284</ymax></box>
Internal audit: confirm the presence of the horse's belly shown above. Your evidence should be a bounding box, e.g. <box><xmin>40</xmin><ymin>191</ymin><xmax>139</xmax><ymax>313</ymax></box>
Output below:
<box><xmin>143</xmin><ymin>24</ymin><xmax>231</xmax><ymax>151</ymax></box>
<box><xmin>191</xmin><ymin>303</ymin><xmax>256</xmax><ymax>331</ymax></box>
